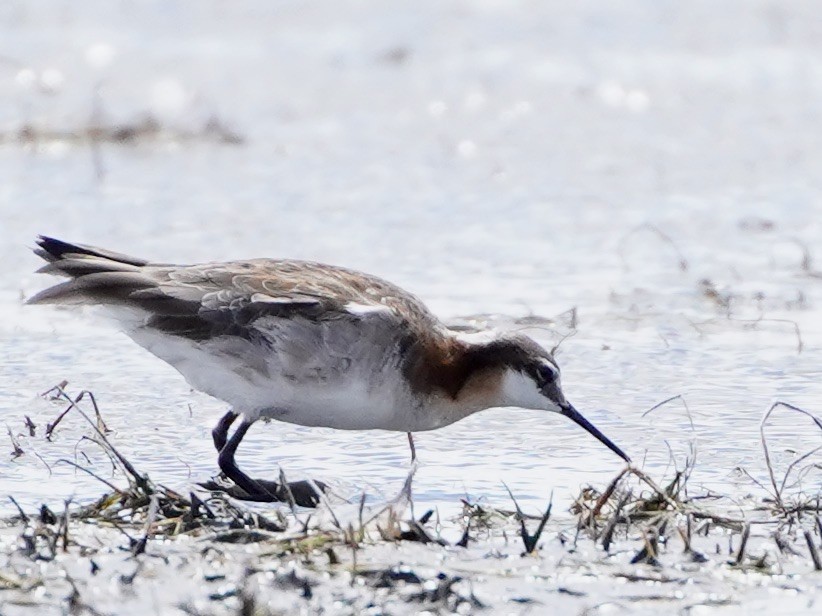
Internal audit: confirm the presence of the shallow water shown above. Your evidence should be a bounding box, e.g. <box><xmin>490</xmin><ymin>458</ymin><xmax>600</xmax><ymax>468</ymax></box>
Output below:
<box><xmin>1</xmin><ymin>0</ymin><xmax>821</xmax><ymax>544</ymax></box>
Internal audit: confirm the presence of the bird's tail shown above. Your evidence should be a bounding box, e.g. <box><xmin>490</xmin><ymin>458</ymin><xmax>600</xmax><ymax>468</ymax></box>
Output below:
<box><xmin>27</xmin><ymin>235</ymin><xmax>152</xmax><ymax>305</ymax></box>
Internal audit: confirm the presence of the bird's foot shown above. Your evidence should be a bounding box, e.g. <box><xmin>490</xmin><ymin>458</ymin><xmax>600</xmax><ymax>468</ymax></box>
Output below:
<box><xmin>199</xmin><ymin>476</ymin><xmax>327</xmax><ymax>508</ymax></box>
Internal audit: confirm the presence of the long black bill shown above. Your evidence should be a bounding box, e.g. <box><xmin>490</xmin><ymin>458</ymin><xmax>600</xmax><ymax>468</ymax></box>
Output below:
<box><xmin>561</xmin><ymin>402</ymin><xmax>631</xmax><ymax>463</ymax></box>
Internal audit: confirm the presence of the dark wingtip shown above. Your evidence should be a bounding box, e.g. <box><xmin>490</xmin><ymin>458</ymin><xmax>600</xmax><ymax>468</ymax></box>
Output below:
<box><xmin>31</xmin><ymin>235</ymin><xmax>149</xmax><ymax>267</ymax></box>
<box><xmin>34</xmin><ymin>235</ymin><xmax>82</xmax><ymax>261</ymax></box>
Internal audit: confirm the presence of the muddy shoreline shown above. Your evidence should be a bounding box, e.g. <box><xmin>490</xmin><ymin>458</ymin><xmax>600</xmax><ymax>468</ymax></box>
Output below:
<box><xmin>2</xmin><ymin>388</ymin><xmax>820</xmax><ymax>615</ymax></box>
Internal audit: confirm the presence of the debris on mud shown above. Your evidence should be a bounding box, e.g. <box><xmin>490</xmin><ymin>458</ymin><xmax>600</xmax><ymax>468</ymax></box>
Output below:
<box><xmin>2</xmin><ymin>384</ymin><xmax>821</xmax><ymax>614</ymax></box>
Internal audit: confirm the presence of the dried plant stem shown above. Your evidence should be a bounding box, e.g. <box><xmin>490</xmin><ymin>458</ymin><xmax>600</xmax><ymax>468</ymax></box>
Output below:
<box><xmin>55</xmin><ymin>459</ymin><xmax>124</xmax><ymax>495</ymax></box>
<box><xmin>601</xmin><ymin>491</ymin><xmax>632</xmax><ymax>552</ymax></box>
<box><xmin>627</xmin><ymin>466</ymin><xmax>682</xmax><ymax>512</ymax></box>
<box><xmin>730</xmin><ymin>317</ymin><xmax>804</xmax><ymax>354</ymax></box>
<box><xmin>641</xmin><ymin>394</ymin><xmax>695</xmax><ymax>432</ymax></box>
<box><xmin>589</xmin><ymin>467</ymin><xmax>630</xmax><ymax>524</ymax></box>
<box><xmin>759</xmin><ymin>402</ymin><xmax>822</xmax><ymax>512</ymax></box>
<box><xmin>804</xmin><ymin>530</ymin><xmax>822</xmax><ymax>571</ymax></box>
<box><xmin>618</xmin><ymin>223</ymin><xmax>689</xmax><ymax>271</ymax></box>
<box><xmin>734</xmin><ymin>524</ymin><xmax>751</xmax><ymax>565</ymax></box>
<box><xmin>8</xmin><ymin>496</ymin><xmax>29</xmax><ymax>523</ymax></box>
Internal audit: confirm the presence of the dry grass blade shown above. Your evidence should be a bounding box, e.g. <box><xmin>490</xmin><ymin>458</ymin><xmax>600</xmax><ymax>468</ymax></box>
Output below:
<box><xmin>630</xmin><ymin>527</ymin><xmax>660</xmax><ymax>565</ymax></box>
<box><xmin>601</xmin><ymin>491</ymin><xmax>632</xmax><ymax>552</ymax></box>
<box><xmin>759</xmin><ymin>402</ymin><xmax>822</xmax><ymax>512</ymax></box>
<box><xmin>277</xmin><ymin>468</ymin><xmax>298</xmax><ymax>514</ymax></box>
<box><xmin>132</xmin><ymin>494</ymin><xmax>160</xmax><ymax>556</ymax></box>
<box><xmin>618</xmin><ymin>223</ymin><xmax>689</xmax><ymax>271</ymax></box>
<box><xmin>641</xmin><ymin>394</ymin><xmax>695</xmax><ymax>432</ymax></box>
<box><xmin>587</xmin><ymin>467</ymin><xmax>629</xmax><ymax>525</ymax></box>
<box><xmin>729</xmin><ymin>317</ymin><xmax>804</xmax><ymax>354</ymax></box>
<box><xmin>502</xmin><ymin>483</ymin><xmax>529</xmax><ymax>545</ymax></box>
<box><xmin>55</xmin><ymin>458</ymin><xmax>124</xmax><ymax>495</ymax></box>
<box><xmin>778</xmin><ymin>445</ymin><xmax>822</xmax><ymax>496</ymax></box>
<box><xmin>7</xmin><ymin>425</ymin><xmax>24</xmax><ymax>457</ymax></box>
<box><xmin>402</xmin><ymin>512</ymin><xmax>447</xmax><ymax>546</ymax></box>
<box><xmin>527</xmin><ymin>498</ymin><xmax>553</xmax><ymax>554</ymax></box>
<box><xmin>627</xmin><ymin>466</ymin><xmax>682</xmax><ymax>512</ymax></box>
<box><xmin>804</xmin><ymin>530</ymin><xmax>822</xmax><ymax>571</ymax></box>
<box><xmin>5</xmin><ymin>115</ymin><xmax>244</xmax><ymax>147</ymax></box>
<box><xmin>503</xmin><ymin>484</ymin><xmax>552</xmax><ymax>554</ymax></box>
<box><xmin>8</xmin><ymin>496</ymin><xmax>29</xmax><ymax>523</ymax></box>
<box><xmin>45</xmin><ymin>389</ymin><xmax>109</xmax><ymax>438</ymax></box>
<box><xmin>733</xmin><ymin>524</ymin><xmax>751</xmax><ymax>565</ymax></box>
<box><xmin>46</xmin><ymin>384</ymin><xmax>148</xmax><ymax>491</ymax></box>
<box><xmin>59</xmin><ymin>500</ymin><xmax>71</xmax><ymax>552</ymax></box>
<box><xmin>456</xmin><ymin>524</ymin><xmax>471</xmax><ymax>548</ymax></box>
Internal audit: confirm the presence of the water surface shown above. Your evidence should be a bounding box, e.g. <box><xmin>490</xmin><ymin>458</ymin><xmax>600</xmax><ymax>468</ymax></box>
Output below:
<box><xmin>1</xmin><ymin>1</ymin><xmax>821</xmax><ymax>529</ymax></box>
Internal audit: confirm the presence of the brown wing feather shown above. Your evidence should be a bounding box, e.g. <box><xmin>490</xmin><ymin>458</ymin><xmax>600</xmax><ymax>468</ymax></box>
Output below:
<box><xmin>28</xmin><ymin>237</ymin><xmax>440</xmax><ymax>344</ymax></box>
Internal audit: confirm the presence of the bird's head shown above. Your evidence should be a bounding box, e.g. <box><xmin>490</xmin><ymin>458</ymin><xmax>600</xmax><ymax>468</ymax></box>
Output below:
<box><xmin>460</xmin><ymin>331</ymin><xmax>631</xmax><ymax>463</ymax></box>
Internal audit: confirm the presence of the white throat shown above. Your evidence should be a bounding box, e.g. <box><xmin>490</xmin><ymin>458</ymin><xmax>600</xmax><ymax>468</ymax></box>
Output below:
<box><xmin>498</xmin><ymin>368</ymin><xmax>559</xmax><ymax>412</ymax></box>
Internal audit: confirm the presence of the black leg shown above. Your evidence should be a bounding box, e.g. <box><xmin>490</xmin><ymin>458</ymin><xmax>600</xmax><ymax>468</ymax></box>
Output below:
<box><xmin>212</xmin><ymin>418</ymin><xmax>326</xmax><ymax>507</ymax></box>
<box><xmin>407</xmin><ymin>432</ymin><xmax>416</xmax><ymax>462</ymax></box>
<box><xmin>212</xmin><ymin>410</ymin><xmax>238</xmax><ymax>452</ymax></box>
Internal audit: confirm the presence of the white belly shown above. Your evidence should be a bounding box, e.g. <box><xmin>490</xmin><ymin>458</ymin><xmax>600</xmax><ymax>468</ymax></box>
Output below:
<box><xmin>125</xmin><ymin>325</ymin><xmax>436</xmax><ymax>431</ymax></box>
<box><xmin>258</xmin><ymin>379</ymin><xmax>409</xmax><ymax>430</ymax></box>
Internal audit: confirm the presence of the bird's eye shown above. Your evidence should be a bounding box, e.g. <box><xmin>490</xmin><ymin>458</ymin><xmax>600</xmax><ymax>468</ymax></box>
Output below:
<box><xmin>536</xmin><ymin>363</ymin><xmax>558</xmax><ymax>388</ymax></box>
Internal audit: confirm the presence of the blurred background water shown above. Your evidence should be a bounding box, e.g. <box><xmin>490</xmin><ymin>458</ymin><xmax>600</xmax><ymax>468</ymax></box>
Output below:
<box><xmin>1</xmin><ymin>0</ymin><xmax>821</xmax><ymax>518</ymax></box>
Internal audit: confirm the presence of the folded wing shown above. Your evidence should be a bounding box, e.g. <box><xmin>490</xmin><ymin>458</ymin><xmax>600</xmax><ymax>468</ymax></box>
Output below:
<box><xmin>28</xmin><ymin>236</ymin><xmax>422</xmax><ymax>368</ymax></box>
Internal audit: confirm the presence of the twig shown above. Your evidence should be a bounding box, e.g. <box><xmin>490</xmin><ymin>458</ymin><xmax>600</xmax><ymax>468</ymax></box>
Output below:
<box><xmin>8</xmin><ymin>496</ymin><xmax>29</xmax><ymax>523</ymax></box>
<box><xmin>730</xmin><ymin>317</ymin><xmax>804</xmax><ymax>354</ymax></box>
<box><xmin>403</xmin><ymin>513</ymin><xmax>447</xmax><ymax>546</ymax></box>
<box><xmin>630</xmin><ymin>527</ymin><xmax>660</xmax><ymax>565</ymax></box>
<box><xmin>549</xmin><ymin>327</ymin><xmax>578</xmax><ymax>357</ymax></box>
<box><xmin>588</xmin><ymin>467</ymin><xmax>629</xmax><ymax>524</ymax></box>
<box><xmin>357</xmin><ymin>491</ymin><xmax>367</xmax><ymax>538</ymax></box>
<box><xmin>7</xmin><ymin>426</ymin><xmax>24</xmax><ymax>457</ymax></box>
<box><xmin>778</xmin><ymin>446</ymin><xmax>822</xmax><ymax>496</ymax></box>
<box><xmin>40</xmin><ymin>380</ymin><xmax>68</xmax><ymax>398</ymax></box>
<box><xmin>503</xmin><ymin>484</ymin><xmax>553</xmax><ymax>554</ymax></box>
<box><xmin>132</xmin><ymin>494</ymin><xmax>159</xmax><ymax>556</ymax></box>
<box><xmin>774</xmin><ymin>532</ymin><xmax>802</xmax><ymax>556</ymax></box>
<box><xmin>456</xmin><ymin>525</ymin><xmax>471</xmax><ymax>548</ymax></box>
<box><xmin>81</xmin><ymin>390</ymin><xmax>110</xmax><ymax>434</ymax></box>
<box><xmin>601</xmin><ymin>491</ymin><xmax>631</xmax><ymax>552</ymax></box>
<box><xmin>55</xmin><ymin>458</ymin><xmax>124</xmax><ymax>495</ymax></box>
<box><xmin>50</xmin><ymin>386</ymin><xmax>148</xmax><ymax>491</ymax></box>
<box><xmin>362</xmin><ymin>466</ymin><xmax>417</xmax><ymax>529</ymax></box>
<box><xmin>527</xmin><ymin>496</ymin><xmax>553</xmax><ymax>554</ymax></box>
<box><xmin>677</xmin><ymin>514</ymin><xmax>706</xmax><ymax>559</ymax></box>
<box><xmin>47</xmin><ymin>388</ymin><xmax>111</xmax><ymax>438</ymax></box>
<box><xmin>759</xmin><ymin>402</ymin><xmax>822</xmax><ymax>511</ymax></box>
<box><xmin>734</xmin><ymin>524</ymin><xmax>751</xmax><ymax>565</ymax></box>
<box><xmin>45</xmin><ymin>403</ymin><xmax>76</xmax><ymax>439</ymax></box>
<box><xmin>618</xmin><ymin>223</ymin><xmax>689</xmax><ymax>272</ymax></box>
<box><xmin>641</xmin><ymin>394</ymin><xmax>695</xmax><ymax>432</ymax></box>
<box><xmin>75</xmin><ymin>435</ymin><xmax>118</xmax><ymax>477</ymax></box>
<box><xmin>60</xmin><ymin>499</ymin><xmax>71</xmax><ymax>551</ymax></box>
<box><xmin>33</xmin><ymin>451</ymin><xmax>52</xmax><ymax>475</ymax></box>
<box><xmin>804</xmin><ymin>530</ymin><xmax>822</xmax><ymax>571</ymax></box>
<box><xmin>785</xmin><ymin>237</ymin><xmax>814</xmax><ymax>273</ymax></box>
<box><xmin>627</xmin><ymin>466</ymin><xmax>682</xmax><ymax>512</ymax></box>
<box><xmin>277</xmin><ymin>468</ymin><xmax>298</xmax><ymax>515</ymax></box>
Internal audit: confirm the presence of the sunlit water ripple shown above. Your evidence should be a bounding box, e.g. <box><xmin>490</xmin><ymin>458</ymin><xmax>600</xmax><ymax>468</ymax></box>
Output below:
<box><xmin>1</xmin><ymin>1</ymin><xmax>821</xmax><ymax>527</ymax></box>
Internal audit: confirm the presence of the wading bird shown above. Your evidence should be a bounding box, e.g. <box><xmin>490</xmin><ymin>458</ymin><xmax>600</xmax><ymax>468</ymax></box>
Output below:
<box><xmin>29</xmin><ymin>236</ymin><xmax>630</xmax><ymax>506</ymax></box>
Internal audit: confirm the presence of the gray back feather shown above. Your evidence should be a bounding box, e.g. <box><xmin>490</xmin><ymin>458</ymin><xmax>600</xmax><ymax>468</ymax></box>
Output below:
<box><xmin>28</xmin><ymin>237</ymin><xmax>433</xmax><ymax>352</ymax></box>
